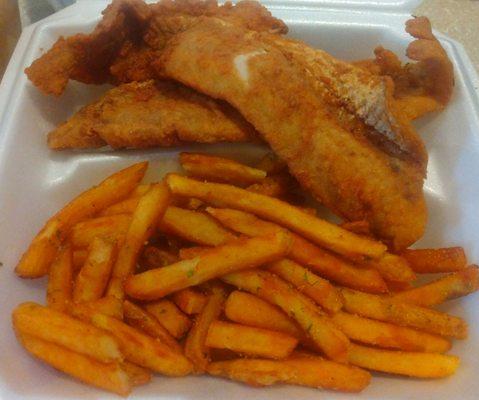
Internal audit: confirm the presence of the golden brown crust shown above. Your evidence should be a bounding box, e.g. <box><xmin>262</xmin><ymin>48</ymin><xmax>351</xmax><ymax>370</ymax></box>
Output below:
<box><xmin>158</xmin><ymin>19</ymin><xmax>427</xmax><ymax>250</ymax></box>
<box><xmin>47</xmin><ymin>80</ymin><xmax>256</xmax><ymax>149</ymax></box>
<box><xmin>25</xmin><ymin>0</ymin><xmax>287</xmax><ymax>95</ymax></box>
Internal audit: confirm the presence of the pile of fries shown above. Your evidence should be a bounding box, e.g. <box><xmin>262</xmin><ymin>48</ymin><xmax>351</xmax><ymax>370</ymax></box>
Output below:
<box><xmin>12</xmin><ymin>153</ymin><xmax>479</xmax><ymax>396</ymax></box>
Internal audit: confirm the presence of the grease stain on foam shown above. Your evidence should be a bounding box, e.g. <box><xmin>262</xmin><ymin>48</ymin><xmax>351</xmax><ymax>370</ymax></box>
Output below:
<box><xmin>233</xmin><ymin>50</ymin><xmax>266</xmax><ymax>86</ymax></box>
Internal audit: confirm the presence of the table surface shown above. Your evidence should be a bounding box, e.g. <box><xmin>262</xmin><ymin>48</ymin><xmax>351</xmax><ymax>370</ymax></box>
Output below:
<box><xmin>1</xmin><ymin>0</ymin><xmax>478</xmax><ymax>78</ymax></box>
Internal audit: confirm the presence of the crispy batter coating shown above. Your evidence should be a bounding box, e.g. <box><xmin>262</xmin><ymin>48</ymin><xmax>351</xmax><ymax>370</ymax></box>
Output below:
<box><xmin>354</xmin><ymin>17</ymin><xmax>454</xmax><ymax>120</ymax></box>
<box><xmin>48</xmin><ymin>80</ymin><xmax>256</xmax><ymax>149</ymax></box>
<box><xmin>25</xmin><ymin>0</ymin><xmax>287</xmax><ymax>95</ymax></box>
<box><xmin>158</xmin><ymin>19</ymin><xmax>427</xmax><ymax>250</ymax></box>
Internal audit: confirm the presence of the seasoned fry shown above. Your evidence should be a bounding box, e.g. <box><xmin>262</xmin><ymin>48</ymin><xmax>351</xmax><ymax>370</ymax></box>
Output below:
<box><xmin>225</xmin><ymin>291</ymin><xmax>302</xmax><ymax>338</ymax></box>
<box><xmin>123</xmin><ymin>300</ymin><xmax>182</xmax><ymax>352</ymax></box>
<box><xmin>267</xmin><ymin>259</ymin><xmax>342</xmax><ymax>313</ymax></box>
<box><xmin>73</xmin><ymin>237</ymin><xmax>116</xmax><ymax>303</ymax></box>
<box><xmin>129</xmin><ymin>184</ymin><xmax>153</xmax><ymax>198</ymax></box>
<box><xmin>91</xmin><ymin>313</ymin><xmax>193</xmax><ymax>376</ymax></box>
<box><xmin>140</xmin><ymin>246</ymin><xmax>178</xmax><ymax>269</ymax></box>
<box><xmin>332</xmin><ymin>312</ymin><xmax>451</xmax><ymax>353</ymax></box>
<box><xmin>391</xmin><ymin>266</ymin><xmax>479</xmax><ymax>306</ymax></box>
<box><xmin>206</xmin><ymin>320</ymin><xmax>298</xmax><ymax>359</ymax></box>
<box><xmin>172</xmin><ymin>288</ymin><xmax>207</xmax><ymax>315</ymax></box>
<box><xmin>18</xmin><ymin>333</ymin><xmax>131</xmax><ymax>396</ymax></box>
<box><xmin>160</xmin><ymin>206</ymin><xmax>237</xmax><ymax>246</ymax></box>
<box><xmin>184</xmin><ymin>284</ymin><xmax>227</xmax><ymax>371</ymax></box>
<box><xmin>47</xmin><ymin>245</ymin><xmax>73</xmax><ymax>312</ymax></box>
<box><xmin>348</xmin><ymin>343</ymin><xmax>459</xmax><ymax>378</ymax></box>
<box><xmin>178</xmin><ymin>246</ymin><xmax>211</xmax><ymax>260</ymax></box>
<box><xmin>180</xmin><ymin>152</ymin><xmax>266</xmax><ymax>186</ymax></box>
<box><xmin>166</xmin><ymin>174</ymin><xmax>386</xmax><ymax>259</ymax></box>
<box><xmin>207</xmin><ymin>354</ymin><xmax>371</xmax><ymax>392</ymax></box>
<box><xmin>361</xmin><ymin>253</ymin><xmax>416</xmax><ymax>283</ymax></box>
<box><xmin>145</xmin><ymin>300</ymin><xmax>192</xmax><ymax>339</ymax></box>
<box><xmin>125</xmin><ymin>231</ymin><xmax>291</xmax><ymax>300</ymax></box>
<box><xmin>121</xmin><ymin>361</ymin><xmax>152</xmax><ymax>386</ymax></box>
<box><xmin>222</xmin><ymin>270</ymin><xmax>350</xmax><ymax>362</ymax></box>
<box><xmin>15</xmin><ymin>162</ymin><xmax>147</xmax><ymax>278</ymax></box>
<box><xmin>340</xmin><ymin>220</ymin><xmax>371</xmax><ymax>236</ymax></box>
<box><xmin>13</xmin><ymin>302</ymin><xmax>122</xmax><ymax>363</ymax></box>
<box><xmin>340</xmin><ymin>288</ymin><xmax>468</xmax><ymax>339</ymax></box>
<box><xmin>107</xmin><ymin>183</ymin><xmax>170</xmax><ymax>300</ymax></box>
<box><xmin>101</xmin><ymin>197</ymin><xmax>139</xmax><ymax>216</ymax></box>
<box><xmin>207</xmin><ymin>208</ymin><xmax>387</xmax><ymax>293</ymax></box>
<box><xmin>71</xmin><ymin>296</ymin><xmax>123</xmax><ymax>320</ymax></box>
<box><xmin>401</xmin><ymin>247</ymin><xmax>467</xmax><ymax>273</ymax></box>
<box><xmin>70</xmin><ymin>214</ymin><xmax>131</xmax><ymax>248</ymax></box>
<box><xmin>386</xmin><ymin>280</ymin><xmax>414</xmax><ymax>292</ymax></box>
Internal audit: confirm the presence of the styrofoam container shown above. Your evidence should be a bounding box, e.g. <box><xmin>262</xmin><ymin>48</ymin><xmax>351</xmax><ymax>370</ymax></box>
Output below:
<box><xmin>1</xmin><ymin>0</ymin><xmax>479</xmax><ymax>399</ymax></box>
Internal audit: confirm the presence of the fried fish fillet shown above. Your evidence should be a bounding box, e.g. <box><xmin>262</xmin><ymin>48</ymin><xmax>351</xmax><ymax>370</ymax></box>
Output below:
<box><xmin>354</xmin><ymin>17</ymin><xmax>454</xmax><ymax>121</ymax></box>
<box><xmin>48</xmin><ymin>80</ymin><xmax>256</xmax><ymax>149</ymax></box>
<box><xmin>157</xmin><ymin>18</ymin><xmax>429</xmax><ymax>250</ymax></box>
<box><xmin>25</xmin><ymin>0</ymin><xmax>287</xmax><ymax>96</ymax></box>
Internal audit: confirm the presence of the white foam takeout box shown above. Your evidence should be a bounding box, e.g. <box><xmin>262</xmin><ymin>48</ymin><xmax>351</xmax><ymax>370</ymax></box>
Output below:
<box><xmin>1</xmin><ymin>0</ymin><xmax>479</xmax><ymax>398</ymax></box>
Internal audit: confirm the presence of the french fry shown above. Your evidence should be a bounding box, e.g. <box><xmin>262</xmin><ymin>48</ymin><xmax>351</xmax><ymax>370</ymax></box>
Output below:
<box><xmin>172</xmin><ymin>288</ymin><xmax>207</xmax><ymax>315</ymax></box>
<box><xmin>207</xmin><ymin>208</ymin><xmax>387</xmax><ymax>293</ymax></box>
<box><xmin>222</xmin><ymin>270</ymin><xmax>350</xmax><ymax>362</ymax></box>
<box><xmin>340</xmin><ymin>220</ymin><xmax>371</xmax><ymax>236</ymax></box>
<box><xmin>331</xmin><ymin>312</ymin><xmax>451</xmax><ymax>353</ymax></box>
<box><xmin>267</xmin><ymin>259</ymin><xmax>342</xmax><ymax>313</ymax></box>
<box><xmin>70</xmin><ymin>214</ymin><xmax>131</xmax><ymax>248</ymax></box>
<box><xmin>180</xmin><ymin>152</ymin><xmax>267</xmax><ymax>186</ymax></box>
<box><xmin>144</xmin><ymin>300</ymin><xmax>192</xmax><ymax>339</ymax></box>
<box><xmin>360</xmin><ymin>253</ymin><xmax>416</xmax><ymax>283</ymax></box>
<box><xmin>18</xmin><ymin>333</ymin><xmax>131</xmax><ymax>396</ymax></box>
<box><xmin>71</xmin><ymin>296</ymin><xmax>124</xmax><ymax>320</ymax></box>
<box><xmin>207</xmin><ymin>354</ymin><xmax>371</xmax><ymax>392</ymax></box>
<box><xmin>255</xmin><ymin>152</ymin><xmax>287</xmax><ymax>174</ymax></box>
<box><xmin>160</xmin><ymin>206</ymin><xmax>237</xmax><ymax>246</ymax></box>
<box><xmin>185</xmin><ymin>284</ymin><xmax>227</xmax><ymax>372</ymax></box>
<box><xmin>73</xmin><ymin>237</ymin><xmax>116</xmax><ymax>303</ymax></box>
<box><xmin>391</xmin><ymin>266</ymin><xmax>479</xmax><ymax>306</ymax></box>
<box><xmin>140</xmin><ymin>245</ymin><xmax>178</xmax><ymax>269</ymax></box>
<box><xmin>73</xmin><ymin>249</ymin><xmax>88</xmax><ymax>271</ymax></box>
<box><xmin>386</xmin><ymin>280</ymin><xmax>414</xmax><ymax>292</ymax></box>
<box><xmin>121</xmin><ymin>361</ymin><xmax>152</xmax><ymax>386</ymax></box>
<box><xmin>340</xmin><ymin>288</ymin><xmax>468</xmax><ymax>339</ymax></box>
<box><xmin>101</xmin><ymin>197</ymin><xmax>139</xmax><ymax>216</ymax></box>
<box><xmin>90</xmin><ymin>313</ymin><xmax>193</xmax><ymax>376</ymax></box>
<box><xmin>348</xmin><ymin>343</ymin><xmax>459</xmax><ymax>378</ymax></box>
<box><xmin>129</xmin><ymin>184</ymin><xmax>153</xmax><ymax>198</ymax></box>
<box><xmin>205</xmin><ymin>320</ymin><xmax>298</xmax><ymax>359</ymax></box>
<box><xmin>125</xmin><ymin>231</ymin><xmax>291</xmax><ymax>300</ymax></box>
<box><xmin>107</xmin><ymin>183</ymin><xmax>170</xmax><ymax>300</ymax></box>
<box><xmin>224</xmin><ymin>291</ymin><xmax>302</xmax><ymax>338</ymax></box>
<box><xmin>15</xmin><ymin>162</ymin><xmax>147</xmax><ymax>278</ymax></box>
<box><xmin>123</xmin><ymin>300</ymin><xmax>182</xmax><ymax>353</ymax></box>
<box><xmin>401</xmin><ymin>247</ymin><xmax>467</xmax><ymax>273</ymax></box>
<box><xmin>47</xmin><ymin>245</ymin><xmax>73</xmax><ymax>312</ymax></box>
<box><xmin>179</xmin><ymin>246</ymin><xmax>212</xmax><ymax>260</ymax></box>
<box><xmin>166</xmin><ymin>174</ymin><xmax>386</xmax><ymax>260</ymax></box>
<box><xmin>13</xmin><ymin>302</ymin><xmax>122</xmax><ymax>363</ymax></box>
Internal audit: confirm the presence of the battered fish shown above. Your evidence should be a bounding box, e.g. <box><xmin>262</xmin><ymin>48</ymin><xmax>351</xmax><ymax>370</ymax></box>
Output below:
<box><xmin>157</xmin><ymin>18</ymin><xmax>429</xmax><ymax>250</ymax></box>
<box><xmin>25</xmin><ymin>0</ymin><xmax>287</xmax><ymax>95</ymax></box>
<box><xmin>48</xmin><ymin>80</ymin><xmax>256</xmax><ymax>149</ymax></box>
